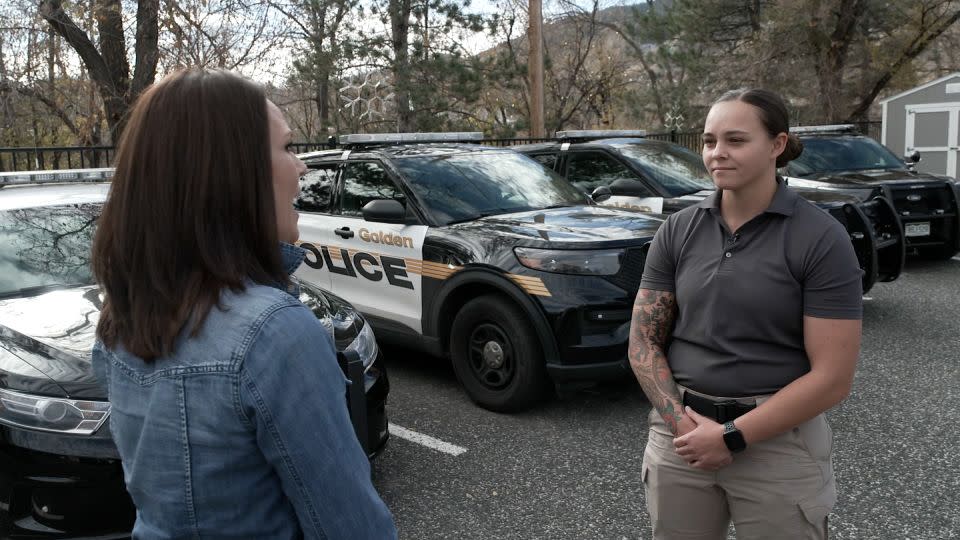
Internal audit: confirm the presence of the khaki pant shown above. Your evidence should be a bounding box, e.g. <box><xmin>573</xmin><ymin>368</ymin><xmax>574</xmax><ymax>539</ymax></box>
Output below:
<box><xmin>641</xmin><ymin>387</ymin><xmax>837</xmax><ymax>540</ymax></box>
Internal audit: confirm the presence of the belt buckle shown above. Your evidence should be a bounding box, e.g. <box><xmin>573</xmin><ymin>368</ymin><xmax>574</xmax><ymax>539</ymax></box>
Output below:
<box><xmin>713</xmin><ymin>400</ymin><xmax>738</xmax><ymax>423</ymax></box>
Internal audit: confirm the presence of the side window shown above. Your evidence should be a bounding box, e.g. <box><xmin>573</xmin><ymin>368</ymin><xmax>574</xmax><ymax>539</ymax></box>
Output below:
<box><xmin>565</xmin><ymin>152</ymin><xmax>651</xmax><ymax>195</ymax></box>
<box><xmin>296</xmin><ymin>165</ymin><xmax>337</xmax><ymax>213</ymax></box>
<box><xmin>529</xmin><ymin>153</ymin><xmax>558</xmax><ymax>170</ymax></box>
<box><xmin>341</xmin><ymin>161</ymin><xmax>406</xmax><ymax>217</ymax></box>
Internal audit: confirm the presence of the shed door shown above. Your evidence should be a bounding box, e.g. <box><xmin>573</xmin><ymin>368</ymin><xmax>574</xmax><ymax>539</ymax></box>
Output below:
<box><xmin>905</xmin><ymin>103</ymin><xmax>960</xmax><ymax>178</ymax></box>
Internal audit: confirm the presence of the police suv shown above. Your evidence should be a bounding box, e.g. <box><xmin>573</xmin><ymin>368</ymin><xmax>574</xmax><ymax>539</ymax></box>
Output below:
<box><xmin>783</xmin><ymin>124</ymin><xmax>960</xmax><ymax>259</ymax></box>
<box><xmin>294</xmin><ymin>133</ymin><xmax>663</xmax><ymax>412</ymax></box>
<box><xmin>0</xmin><ymin>170</ymin><xmax>388</xmax><ymax>538</ymax></box>
<box><xmin>515</xmin><ymin>130</ymin><xmax>906</xmax><ymax>294</ymax></box>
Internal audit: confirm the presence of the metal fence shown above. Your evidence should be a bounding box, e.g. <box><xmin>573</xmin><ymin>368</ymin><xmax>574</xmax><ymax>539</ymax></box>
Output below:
<box><xmin>644</xmin><ymin>130</ymin><xmax>705</xmax><ymax>152</ymax></box>
<box><xmin>0</xmin><ymin>146</ymin><xmax>115</xmax><ymax>172</ymax></box>
<box><xmin>291</xmin><ymin>142</ymin><xmax>334</xmax><ymax>153</ymax></box>
<box><xmin>851</xmin><ymin>121</ymin><xmax>882</xmax><ymax>142</ymax></box>
<box><xmin>0</xmin><ymin>122</ymin><xmax>884</xmax><ymax>172</ymax></box>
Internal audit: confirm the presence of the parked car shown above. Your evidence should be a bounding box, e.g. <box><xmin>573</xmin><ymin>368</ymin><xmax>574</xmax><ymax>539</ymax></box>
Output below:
<box><xmin>294</xmin><ymin>133</ymin><xmax>663</xmax><ymax>412</ymax></box>
<box><xmin>783</xmin><ymin>124</ymin><xmax>960</xmax><ymax>259</ymax></box>
<box><xmin>515</xmin><ymin>132</ymin><xmax>906</xmax><ymax>293</ymax></box>
<box><xmin>0</xmin><ymin>170</ymin><xmax>389</xmax><ymax>538</ymax></box>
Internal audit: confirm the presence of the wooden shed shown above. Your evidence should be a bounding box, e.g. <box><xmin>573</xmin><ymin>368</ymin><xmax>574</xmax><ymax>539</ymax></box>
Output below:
<box><xmin>881</xmin><ymin>72</ymin><xmax>960</xmax><ymax>179</ymax></box>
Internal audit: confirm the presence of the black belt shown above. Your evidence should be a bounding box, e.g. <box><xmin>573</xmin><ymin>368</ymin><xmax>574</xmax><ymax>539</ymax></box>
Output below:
<box><xmin>682</xmin><ymin>391</ymin><xmax>756</xmax><ymax>423</ymax></box>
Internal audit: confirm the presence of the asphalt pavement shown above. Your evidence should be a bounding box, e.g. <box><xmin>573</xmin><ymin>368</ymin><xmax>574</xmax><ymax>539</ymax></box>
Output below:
<box><xmin>371</xmin><ymin>256</ymin><xmax>960</xmax><ymax>540</ymax></box>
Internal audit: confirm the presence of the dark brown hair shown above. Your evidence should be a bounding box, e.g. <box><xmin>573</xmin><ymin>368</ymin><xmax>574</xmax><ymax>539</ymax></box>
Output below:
<box><xmin>92</xmin><ymin>68</ymin><xmax>286</xmax><ymax>360</ymax></box>
<box><xmin>714</xmin><ymin>88</ymin><xmax>803</xmax><ymax>167</ymax></box>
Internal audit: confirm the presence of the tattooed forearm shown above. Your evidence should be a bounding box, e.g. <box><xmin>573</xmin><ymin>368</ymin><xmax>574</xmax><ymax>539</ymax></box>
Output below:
<box><xmin>628</xmin><ymin>289</ymin><xmax>683</xmax><ymax>434</ymax></box>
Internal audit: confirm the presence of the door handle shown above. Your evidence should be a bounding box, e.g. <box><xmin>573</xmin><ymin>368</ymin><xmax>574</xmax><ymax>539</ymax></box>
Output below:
<box><xmin>334</xmin><ymin>227</ymin><xmax>354</xmax><ymax>239</ymax></box>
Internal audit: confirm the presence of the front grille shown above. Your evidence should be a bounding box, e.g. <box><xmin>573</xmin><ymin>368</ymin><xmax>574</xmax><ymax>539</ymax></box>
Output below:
<box><xmin>888</xmin><ymin>183</ymin><xmax>955</xmax><ymax>218</ymax></box>
<box><xmin>607</xmin><ymin>244</ymin><xmax>649</xmax><ymax>294</ymax></box>
<box><xmin>887</xmin><ymin>182</ymin><xmax>958</xmax><ymax>248</ymax></box>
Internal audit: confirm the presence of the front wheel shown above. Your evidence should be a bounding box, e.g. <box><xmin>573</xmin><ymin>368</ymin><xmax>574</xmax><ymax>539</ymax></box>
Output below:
<box><xmin>449</xmin><ymin>295</ymin><xmax>550</xmax><ymax>412</ymax></box>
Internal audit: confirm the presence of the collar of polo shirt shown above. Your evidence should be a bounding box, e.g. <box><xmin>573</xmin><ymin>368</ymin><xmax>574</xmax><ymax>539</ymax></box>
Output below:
<box><xmin>697</xmin><ymin>176</ymin><xmax>798</xmax><ymax>217</ymax></box>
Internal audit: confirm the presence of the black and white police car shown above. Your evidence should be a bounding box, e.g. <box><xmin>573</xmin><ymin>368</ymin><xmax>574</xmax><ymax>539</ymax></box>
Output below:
<box><xmin>0</xmin><ymin>170</ymin><xmax>389</xmax><ymax>538</ymax></box>
<box><xmin>294</xmin><ymin>132</ymin><xmax>663</xmax><ymax>412</ymax></box>
<box><xmin>515</xmin><ymin>130</ymin><xmax>907</xmax><ymax>293</ymax></box>
<box><xmin>783</xmin><ymin>124</ymin><xmax>960</xmax><ymax>259</ymax></box>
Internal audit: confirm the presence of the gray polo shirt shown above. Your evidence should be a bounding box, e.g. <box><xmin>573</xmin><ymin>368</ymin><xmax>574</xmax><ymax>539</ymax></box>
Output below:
<box><xmin>639</xmin><ymin>179</ymin><xmax>863</xmax><ymax>397</ymax></box>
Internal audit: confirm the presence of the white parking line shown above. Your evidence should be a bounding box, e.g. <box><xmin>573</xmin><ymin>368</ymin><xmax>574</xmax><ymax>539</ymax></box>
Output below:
<box><xmin>388</xmin><ymin>423</ymin><xmax>467</xmax><ymax>456</ymax></box>
<box><xmin>862</xmin><ymin>296</ymin><xmax>873</xmax><ymax>301</ymax></box>
<box><xmin>952</xmin><ymin>256</ymin><xmax>960</xmax><ymax>262</ymax></box>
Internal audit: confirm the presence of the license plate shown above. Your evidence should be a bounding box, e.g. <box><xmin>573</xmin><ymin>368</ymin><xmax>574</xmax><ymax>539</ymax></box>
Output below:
<box><xmin>905</xmin><ymin>222</ymin><xmax>931</xmax><ymax>237</ymax></box>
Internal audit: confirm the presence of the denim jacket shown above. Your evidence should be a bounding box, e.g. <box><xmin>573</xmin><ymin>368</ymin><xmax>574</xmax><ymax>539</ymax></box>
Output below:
<box><xmin>93</xmin><ymin>243</ymin><xmax>396</xmax><ymax>539</ymax></box>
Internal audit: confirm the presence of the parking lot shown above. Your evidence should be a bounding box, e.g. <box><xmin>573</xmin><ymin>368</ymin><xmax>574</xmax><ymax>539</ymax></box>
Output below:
<box><xmin>371</xmin><ymin>256</ymin><xmax>960</xmax><ymax>540</ymax></box>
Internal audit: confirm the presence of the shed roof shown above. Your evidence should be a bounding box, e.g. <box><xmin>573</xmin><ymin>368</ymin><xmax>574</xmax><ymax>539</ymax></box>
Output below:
<box><xmin>879</xmin><ymin>72</ymin><xmax>960</xmax><ymax>104</ymax></box>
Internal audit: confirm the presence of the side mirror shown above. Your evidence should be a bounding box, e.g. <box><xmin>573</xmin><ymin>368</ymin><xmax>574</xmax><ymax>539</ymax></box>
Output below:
<box><xmin>591</xmin><ymin>186</ymin><xmax>612</xmax><ymax>202</ymax></box>
<box><xmin>361</xmin><ymin>199</ymin><xmax>406</xmax><ymax>224</ymax></box>
<box><xmin>905</xmin><ymin>150</ymin><xmax>921</xmax><ymax>164</ymax></box>
<box><xmin>609</xmin><ymin>178</ymin><xmax>649</xmax><ymax>197</ymax></box>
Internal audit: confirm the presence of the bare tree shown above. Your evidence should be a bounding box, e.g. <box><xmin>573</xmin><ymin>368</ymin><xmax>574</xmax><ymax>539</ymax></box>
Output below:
<box><xmin>38</xmin><ymin>0</ymin><xmax>159</xmax><ymax>141</ymax></box>
<box><xmin>804</xmin><ymin>0</ymin><xmax>869</xmax><ymax>120</ymax></box>
<box><xmin>272</xmin><ymin>0</ymin><xmax>357</xmax><ymax>136</ymax></box>
<box><xmin>0</xmin><ymin>2</ymin><xmax>107</xmax><ymax>157</ymax></box>
<box><xmin>845</xmin><ymin>0</ymin><xmax>960</xmax><ymax>120</ymax></box>
<box><xmin>388</xmin><ymin>0</ymin><xmax>414</xmax><ymax>130</ymax></box>
<box><xmin>161</xmin><ymin>0</ymin><xmax>279</xmax><ymax>73</ymax></box>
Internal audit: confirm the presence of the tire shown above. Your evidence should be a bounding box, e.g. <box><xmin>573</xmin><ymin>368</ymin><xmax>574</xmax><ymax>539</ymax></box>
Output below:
<box><xmin>449</xmin><ymin>294</ymin><xmax>550</xmax><ymax>412</ymax></box>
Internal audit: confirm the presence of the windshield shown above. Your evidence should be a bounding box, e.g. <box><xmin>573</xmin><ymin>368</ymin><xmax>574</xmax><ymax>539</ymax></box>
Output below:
<box><xmin>0</xmin><ymin>204</ymin><xmax>98</xmax><ymax>297</ymax></box>
<box><xmin>786</xmin><ymin>136</ymin><xmax>906</xmax><ymax>176</ymax></box>
<box><xmin>392</xmin><ymin>151</ymin><xmax>590</xmax><ymax>225</ymax></box>
<box><xmin>615</xmin><ymin>143</ymin><xmax>714</xmax><ymax>196</ymax></box>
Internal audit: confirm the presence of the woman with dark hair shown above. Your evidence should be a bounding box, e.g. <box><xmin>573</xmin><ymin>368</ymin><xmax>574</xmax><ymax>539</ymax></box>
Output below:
<box><xmin>91</xmin><ymin>68</ymin><xmax>396</xmax><ymax>539</ymax></box>
<box><xmin>630</xmin><ymin>88</ymin><xmax>862</xmax><ymax>539</ymax></box>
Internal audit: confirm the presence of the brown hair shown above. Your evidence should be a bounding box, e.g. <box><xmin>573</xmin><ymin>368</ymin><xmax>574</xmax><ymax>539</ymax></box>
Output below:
<box><xmin>92</xmin><ymin>68</ymin><xmax>286</xmax><ymax>360</ymax></box>
<box><xmin>714</xmin><ymin>88</ymin><xmax>803</xmax><ymax>167</ymax></box>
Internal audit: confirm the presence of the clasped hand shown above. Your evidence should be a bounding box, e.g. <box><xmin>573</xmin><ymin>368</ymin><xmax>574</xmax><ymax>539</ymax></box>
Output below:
<box><xmin>673</xmin><ymin>406</ymin><xmax>732</xmax><ymax>471</ymax></box>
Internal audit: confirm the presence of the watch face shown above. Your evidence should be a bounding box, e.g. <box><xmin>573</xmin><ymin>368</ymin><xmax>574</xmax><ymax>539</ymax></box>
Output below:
<box><xmin>723</xmin><ymin>422</ymin><xmax>747</xmax><ymax>452</ymax></box>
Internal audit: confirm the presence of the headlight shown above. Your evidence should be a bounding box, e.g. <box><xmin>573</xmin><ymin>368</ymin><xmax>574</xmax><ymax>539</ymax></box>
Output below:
<box><xmin>345</xmin><ymin>321</ymin><xmax>378</xmax><ymax>372</ymax></box>
<box><xmin>0</xmin><ymin>387</ymin><xmax>110</xmax><ymax>435</ymax></box>
<box><xmin>514</xmin><ymin>247</ymin><xmax>624</xmax><ymax>275</ymax></box>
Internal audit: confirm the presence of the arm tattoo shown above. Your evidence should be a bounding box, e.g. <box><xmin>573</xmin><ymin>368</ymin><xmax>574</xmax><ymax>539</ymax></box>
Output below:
<box><xmin>628</xmin><ymin>289</ymin><xmax>683</xmax><ymax>434</ymax></box>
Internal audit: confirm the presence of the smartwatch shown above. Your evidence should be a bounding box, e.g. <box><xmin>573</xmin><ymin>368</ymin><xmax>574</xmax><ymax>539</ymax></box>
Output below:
<box><xmin>722</xmin><ymin>421</ymin><xmax>747</xmax><ymax>453</ymax></box>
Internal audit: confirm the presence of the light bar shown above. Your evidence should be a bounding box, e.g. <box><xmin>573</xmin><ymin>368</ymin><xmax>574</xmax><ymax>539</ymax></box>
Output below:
<box><xmin>556</xmin><ymin>130</ymin><xmax>647</xmax><ymax>139</ymax></box>
<box><xmin>0</xmin><ymin>168</ymin><xmax>114</xmax><ymax>186</ymax></box>
<box><xmin>791</xmin><ymin>124</ymin><xmax>858</xmax><ymax>134</ymax></box>
<box><xmin>339</xmin><ymin>132</ymin><xmax>484</xmax><ymax>145</ymax></box>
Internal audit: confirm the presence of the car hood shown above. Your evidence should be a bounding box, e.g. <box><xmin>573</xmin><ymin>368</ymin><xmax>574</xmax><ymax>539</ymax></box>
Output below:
<box><xmin>661</xmin><ymin>187</ymin><xmax>861</xmax><ymax>213</ymax></box>
<box><xmin>792</xmin><ymin>168</ymin><xmax>949</xmax><ymax>187</ymax></box>
<box><xmin>447</xmin><ymin>205</ymin><xmax>663</xmax><ymax>247</ymax></box>
<box><xmin>787</xmin><ymin>185</ymin><xmax>863</xmax><ymax>206</ymax></box>
<box><xmin>0</xmin><ymin>286</ymin><xmax>102</xmax><ymax>399</ymax></box>
<box><xmin>0</xmin><ymin>284</ymin><xmax>355</xmax><ymax>400</ymax></box>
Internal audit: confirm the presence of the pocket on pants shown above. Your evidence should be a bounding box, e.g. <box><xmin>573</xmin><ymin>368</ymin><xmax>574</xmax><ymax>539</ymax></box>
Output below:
<box><xmin>798</xmin><ymin>480</ymin><xmax>837</xmax><ymax>533</ymax></box>
<box><xmin>641</xmin><ymin>442</ymin><xmax>659</xmax><ymax>519</ymax></box>
<box><xmin>793</xmin><ymin>414</ymin><xmax>833</xmax><ymax>463</ymax></box>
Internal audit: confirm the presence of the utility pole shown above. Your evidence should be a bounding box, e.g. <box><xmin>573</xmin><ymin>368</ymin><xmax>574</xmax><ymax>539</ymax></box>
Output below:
<box><xmin>528</xmin><ymin>0</ymin><xmax>544</xmax><ymax>137</ymax></box>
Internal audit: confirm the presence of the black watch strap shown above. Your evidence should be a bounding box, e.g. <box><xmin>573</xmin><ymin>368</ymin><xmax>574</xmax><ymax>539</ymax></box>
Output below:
<box><xmin>722</xmin><ymin>421</ymin><xmax>747</xmax><ymax>453</ymax></box>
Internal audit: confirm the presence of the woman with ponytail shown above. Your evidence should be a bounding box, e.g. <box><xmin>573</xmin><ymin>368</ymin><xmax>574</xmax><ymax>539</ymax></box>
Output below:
<box><xmin>629</xmin><ymin>88</ymin><xmax>862</xmax><ymax>539</ymax></box>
